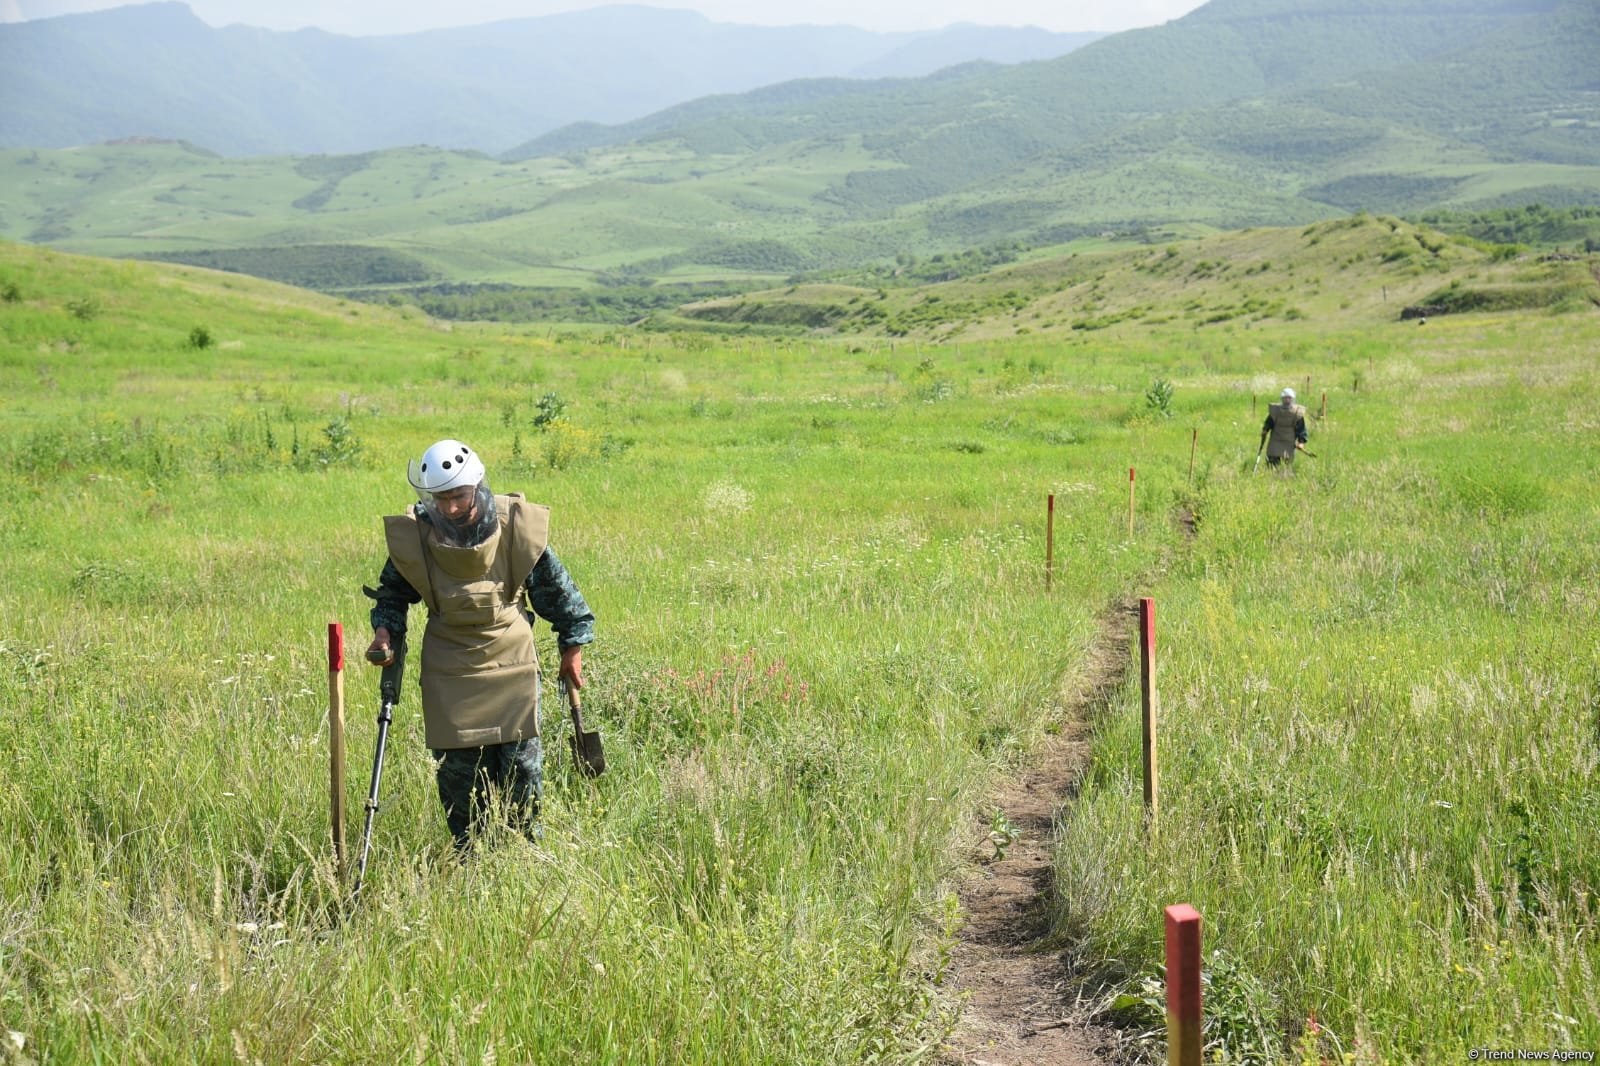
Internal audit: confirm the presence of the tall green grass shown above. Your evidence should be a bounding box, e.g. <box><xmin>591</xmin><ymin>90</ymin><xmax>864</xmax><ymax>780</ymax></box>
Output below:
<box><xmin>2</xmin><ymin>240</ymin><xmax>1596</xmax><ymax>1062</ymax></box>
<box><xmin>1</xmin><ymin>242</ymin><xmax>1178</xmax><ymax>1062</ymax></box>
<box><xmin>1054</xmin><ymin>316</ymin><xmax>1600</xmax><ymax>1059</ymax></box>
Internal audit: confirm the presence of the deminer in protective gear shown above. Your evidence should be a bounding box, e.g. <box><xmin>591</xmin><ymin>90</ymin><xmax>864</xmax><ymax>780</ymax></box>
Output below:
<box><xmin>1259</xmin><ymin>387</ymin><xmax>1309</xmax><ymax>470</ymax></box>
<box><xmin>364</xmin><ymin>439</ymin><xmax>595</xmax><ymax>852</ymax></box>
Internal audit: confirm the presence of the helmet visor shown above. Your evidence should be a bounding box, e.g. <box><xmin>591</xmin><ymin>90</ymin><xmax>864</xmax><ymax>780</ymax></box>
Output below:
<box><xmin>417</xmin><ymin>480</ymin><xmax>497</xmax><ymax>548</ymax></box>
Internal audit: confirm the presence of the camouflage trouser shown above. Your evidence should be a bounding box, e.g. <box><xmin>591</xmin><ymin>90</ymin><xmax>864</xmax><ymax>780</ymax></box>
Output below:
<box><xmin>432</xmin><ymin>737</ymin><xmax>543</xmax><ymax>851</ymax></box>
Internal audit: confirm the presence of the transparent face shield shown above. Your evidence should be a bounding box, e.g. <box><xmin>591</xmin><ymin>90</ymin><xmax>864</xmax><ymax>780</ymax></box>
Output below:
<box><xmin>413</xmin><ymin>478</ymin><xmax>497</xmax><ymax>548</ymax></box>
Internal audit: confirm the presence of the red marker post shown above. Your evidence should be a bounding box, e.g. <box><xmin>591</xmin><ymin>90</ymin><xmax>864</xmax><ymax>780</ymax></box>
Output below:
<box><xmin>1139</xmin><ymin>597</ymin><xmax>1158</xmax><ymax>825</ymax></box>
<box><xmin>1045</xmin><ymin>493</ymin><xmax>1055</xmax><ymax>591</ymax></box>
<box><xmin>1165</xmin><ymin>904</ymin><xmax>1202</xmax><ymax>1066</ymax></box>
<box><xmin>328</xmin><ymin>623</ymin><xmax>347</xmax><ymax>873</ymax></box>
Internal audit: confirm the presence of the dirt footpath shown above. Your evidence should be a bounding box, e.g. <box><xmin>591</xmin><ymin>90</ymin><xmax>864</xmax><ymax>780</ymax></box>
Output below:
<box><xmin>938</xmin><ymin>599</ymin><xmax>1139</xmax><ymax>1065</ymax></box>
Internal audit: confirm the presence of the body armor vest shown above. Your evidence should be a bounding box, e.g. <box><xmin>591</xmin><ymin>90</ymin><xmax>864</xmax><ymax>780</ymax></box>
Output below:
<box><xmin>1266</xmin><ymin>402</ymin><xmax>1306</xmax><ymax>460</ymax></box>
<box><xmin>382</xmin><ymin>494</ymin><xmax>551</xmax><ymax>749</ymax></box>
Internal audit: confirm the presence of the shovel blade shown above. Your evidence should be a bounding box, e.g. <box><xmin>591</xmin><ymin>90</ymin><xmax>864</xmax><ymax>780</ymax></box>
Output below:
<box><xmin>562</xmin><ymin>679</ymin><xmax>606</xmax><ymax>777</ymax></box>
<box><xmin>571</xmin><ymin>729</ymin><xmax>606</xmax><ymax>777</ymax></box>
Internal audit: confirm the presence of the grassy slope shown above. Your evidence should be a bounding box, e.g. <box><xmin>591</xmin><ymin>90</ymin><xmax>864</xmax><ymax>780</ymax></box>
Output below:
<box><xmin>1059</xmin><ymin>314</ymin><xmax>1600</xmax><ymax>1058</ymax></box>
<box><xmin>676</xmin><ymin>215</ymin><xmax>1600</xmax><ymax>340</ymax></box>
<box><xmin>0</xmin><ymin>241</ymin><xmax>1151</xmax><ymax>1062</ymax></box>
<box><xmin>2</xmin><ymin>236</ymin><xmax>1597</xmax><ymax>1060</ymax></box>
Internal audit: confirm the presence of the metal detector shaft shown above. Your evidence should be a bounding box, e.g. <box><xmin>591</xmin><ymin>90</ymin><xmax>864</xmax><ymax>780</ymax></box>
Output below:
<box><xmin>353</xmin><ymin>635</ymin><xmax>406</xmax><ymax>897</ymax></box>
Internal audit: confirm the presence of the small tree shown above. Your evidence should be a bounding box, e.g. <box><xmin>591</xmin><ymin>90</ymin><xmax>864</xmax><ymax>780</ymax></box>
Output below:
<box><xmin>188</xmin><ymin>325</ymin><xmax>214</xmax><ymax>349</ymax></box>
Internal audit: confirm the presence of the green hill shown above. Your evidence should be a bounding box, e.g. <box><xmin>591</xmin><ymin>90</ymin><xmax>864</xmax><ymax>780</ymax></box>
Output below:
<box><xmin>2</xmin><ymin>0</ymin><xmax>1597</xmax><ymax>304</ymax></box>
<box><xmin>671</xmin><ymin>214</ymin><xmax>1600</xmax><ymax>339</ymax></box>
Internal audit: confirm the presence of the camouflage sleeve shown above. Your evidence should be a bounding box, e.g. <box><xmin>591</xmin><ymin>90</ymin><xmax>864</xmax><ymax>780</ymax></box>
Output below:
<box><xmin>525</xmin><ymin>547</ymin><xmax>595</xmax><ymax>650</ymax></box>
<box><xmin>364</xmin><ymin>558</ymin><xmax>421</xmax><ymax>638</ymax></box>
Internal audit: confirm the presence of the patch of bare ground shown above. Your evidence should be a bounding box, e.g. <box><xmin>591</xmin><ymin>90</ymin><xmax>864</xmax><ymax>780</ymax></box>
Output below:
<box><xmin>938</xmin><ymin>598</ymin><xmax>1140</xmax><ymax>1066</ymax></box>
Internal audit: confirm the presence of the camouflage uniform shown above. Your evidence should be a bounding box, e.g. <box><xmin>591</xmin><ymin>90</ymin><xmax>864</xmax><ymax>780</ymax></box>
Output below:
<box><xmin>366</xmin><ymin>504</ymin><xmax>595</xmax><ymax>850</ymax></box>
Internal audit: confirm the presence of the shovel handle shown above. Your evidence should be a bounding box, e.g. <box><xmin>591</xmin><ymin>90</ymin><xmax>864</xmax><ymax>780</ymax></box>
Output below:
<box><xmin>560</xmin><ymin>678</ymin><xmax>586</xmax><ymax>730</ymax></box>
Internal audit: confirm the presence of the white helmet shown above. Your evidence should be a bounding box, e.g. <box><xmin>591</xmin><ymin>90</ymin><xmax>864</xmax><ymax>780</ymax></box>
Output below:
<box><xmin>407</xmin><ymin>439</ymin><xmax>496</xmax><ymax>547</ymax></box>
<box><xmin>1280</xmin><ymin>387</ymin><xmax>1296</xmax><ymax>401</ymax></box>
<box><xmin>408</xmin><ymin>439</ymin><xmax>485</xmax><ymax>497</ymax></box>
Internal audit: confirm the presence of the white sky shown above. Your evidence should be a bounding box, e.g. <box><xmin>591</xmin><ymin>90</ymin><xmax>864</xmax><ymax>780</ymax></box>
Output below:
<box><xmin>7</xmin><ymin>0</ymin><xmax>1208</xmax><ymax>35</ymax></box>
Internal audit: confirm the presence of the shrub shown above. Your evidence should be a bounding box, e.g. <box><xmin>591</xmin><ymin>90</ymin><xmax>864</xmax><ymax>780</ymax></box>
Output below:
<box><xmin>532</xmin><ymin>391</ymin><xmax>567</xmax><ymax>431</ymax></box>
<box><xmin>311</xmin><ymin>413</ymin><xmax>362</xmax><ymax>468</ymax></box>
<box><xmin>66</xmin><ymin>296</ymin><xmax>100</xmax><ymax>321</ymax></box>
<box><xmin>1145</xmin><ymin>378</ymin><xmax>1175</xmax><ymax>419</ymax></box>
<box><xmin>188</xmin><ymin>326</ymin><xmax>214</xmax><ymax>350</ymax></box>
<box><xmin>541</xmin><ymin>418</ymin><xmax>597</xmax><ymax>470</ymax></box>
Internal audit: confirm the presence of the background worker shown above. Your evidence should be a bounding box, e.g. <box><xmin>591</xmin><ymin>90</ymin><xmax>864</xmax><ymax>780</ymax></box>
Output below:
<box><xmin>364</xmin><ymin>438</ymin><xmax>595</xmax><ymax>852</ymax></box>
<box><xmin>1260</xmin><ymin>386</ymin><xmax>1310</xmax><ymax>469</ymax></box>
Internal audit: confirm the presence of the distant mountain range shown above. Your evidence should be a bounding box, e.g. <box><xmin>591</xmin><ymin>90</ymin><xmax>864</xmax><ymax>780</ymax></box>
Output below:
<box><xmin>0</xmin><ymin>2</ymin><xmax>1104</xmax><ymax>156</ymax></box>
<box><xmin>1</xmin><ymin>0</ymin><xmax>1596</xmax><ymax>296</ymax></box>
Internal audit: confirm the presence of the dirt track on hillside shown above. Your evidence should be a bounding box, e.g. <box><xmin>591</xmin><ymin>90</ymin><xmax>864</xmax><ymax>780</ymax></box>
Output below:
<box><xmin>937</xmin><ymin>597</ymin><xmax>1140</xmax><ymax>1065</ymax></box>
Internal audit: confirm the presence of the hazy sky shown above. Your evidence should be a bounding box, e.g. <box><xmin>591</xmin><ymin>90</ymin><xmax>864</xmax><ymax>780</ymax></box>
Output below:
<box><xmin>4</xmin><ymin>0</ymin><xmax>1208</xmax><ymax>35</ymax></box>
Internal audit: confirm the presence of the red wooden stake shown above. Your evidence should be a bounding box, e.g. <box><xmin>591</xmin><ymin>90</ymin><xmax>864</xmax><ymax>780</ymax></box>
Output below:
<box><xmin>1045</xmin><ymin>493</ymin><xmax>1055</xmax><ymax>591</ymax></box>
<box><xmin>327</xmin><ymin>623</ymin><xmax>345</xmax><ymax>672</ymax></box>
<box><xmin>328</xmin><ymin>623</ymin><xmax>347</xmax><ymax>872</ymax></box>
<box><xmin>1139</xmin><ymin>598</ymin><xmax>1158</xmax><ymax>824</ymax></box>
<box><xmin>1320</xmin><ymin>391</ymin><xmax>1327</xmax><ymax>419</ymax></box>
<box><xmin>1165</xmin><ymin>904</ymin><xmax>1203</xmax><ymax>1066</ymax></box>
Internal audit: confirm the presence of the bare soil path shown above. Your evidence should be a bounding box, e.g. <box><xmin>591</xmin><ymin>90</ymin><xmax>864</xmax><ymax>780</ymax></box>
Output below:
<box><xmin>938</xmin><ymin>598</ymin><xmax>1140</xmax><ymax>1066</ymax></box>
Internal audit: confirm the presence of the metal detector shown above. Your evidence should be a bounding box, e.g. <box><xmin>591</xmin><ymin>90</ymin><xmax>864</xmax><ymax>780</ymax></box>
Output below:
<box><xmin>352</xmin><ymin>635</ymin><xmax>407</xmax><ymax>897</ymax></box>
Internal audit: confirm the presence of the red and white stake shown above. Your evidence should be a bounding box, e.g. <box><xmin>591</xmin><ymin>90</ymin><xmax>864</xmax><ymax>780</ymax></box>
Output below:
<box><xmin>1165</xmin><ymin>904</ymin><xmax>1202</xmax><ymax>1066</ymax></box>
<box><xmin>328</xmin><ymin>622</ymin><xmax>347</xmax><ymax>873</ymax></box>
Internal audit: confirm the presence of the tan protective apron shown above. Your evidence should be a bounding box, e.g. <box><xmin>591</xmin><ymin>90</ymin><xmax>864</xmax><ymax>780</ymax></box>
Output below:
<box><xmin>383</xmin><ymin>494</ymin><xmax>550</xmax><ymax>749</ymax></box>
<box><xmin>1265</xmin><ymin>402</ymin><xmax>1306</xmax><ymax>461</ymax></box>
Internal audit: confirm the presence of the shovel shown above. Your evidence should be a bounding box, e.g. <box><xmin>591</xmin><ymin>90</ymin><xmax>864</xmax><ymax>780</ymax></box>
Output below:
<box><xmin>562</xmin><ymin>679</ymin><xmax>606</xmax><ymax>777</ymax></box>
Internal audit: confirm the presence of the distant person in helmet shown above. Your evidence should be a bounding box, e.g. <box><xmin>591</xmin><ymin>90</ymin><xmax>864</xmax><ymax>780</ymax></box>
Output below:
<box><xmin>1259</xmin><ymin>387</ymin><xmax>1309</xmax><ymax>469</ymax></box>
<box><xmin>364</xmin><ymin>439</ymin><xmax>595</xmax><ymax>852</ymax></box>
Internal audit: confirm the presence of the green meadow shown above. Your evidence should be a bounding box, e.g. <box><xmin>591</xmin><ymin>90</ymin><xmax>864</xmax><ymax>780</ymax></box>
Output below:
<box><xmin>1</xmin><ymin>238</ymin><xmax>1597</xmax><ymax>1062</ymax></box>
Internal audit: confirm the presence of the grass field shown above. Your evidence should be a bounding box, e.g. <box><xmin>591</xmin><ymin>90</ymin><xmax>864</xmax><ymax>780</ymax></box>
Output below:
<box><xmin>1</xmin><ymin>237</ymin><xmax>1597</xmax><ymax>1062</ymax></box>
